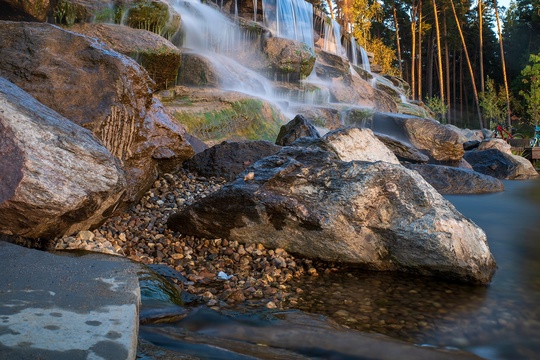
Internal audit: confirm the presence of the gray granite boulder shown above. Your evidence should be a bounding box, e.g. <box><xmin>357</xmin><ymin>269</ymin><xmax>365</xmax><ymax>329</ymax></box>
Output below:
<box><xmin>168</xmin><ymin>146</ymin><xmax>496</xmax><ymax>284</ymax></box>
<box><xmin>0</xmin><ymin>77</ymin><xmax>125</xmax><ymax>239</ymax></box>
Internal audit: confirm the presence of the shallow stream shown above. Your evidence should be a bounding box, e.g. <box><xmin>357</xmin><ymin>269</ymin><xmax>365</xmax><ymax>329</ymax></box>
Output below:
<box><xmin>139</xmin><ymin>179</ymin><xmax>540</xmax><ymax>359</ymax></box>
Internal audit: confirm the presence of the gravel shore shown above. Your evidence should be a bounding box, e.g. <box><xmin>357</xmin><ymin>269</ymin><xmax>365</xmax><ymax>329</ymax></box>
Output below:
<box><xmin>54</xmin><ymin>168</ymin><xmax>335</xmax><ymax>310</ymax></box>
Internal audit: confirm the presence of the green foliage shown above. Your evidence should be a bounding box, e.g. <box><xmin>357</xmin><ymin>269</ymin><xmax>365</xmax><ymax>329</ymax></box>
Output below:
<box><xmin>480</xmin><ymin>77</ymin><xmax>506</xmax><ymax>128</ymax></box>
<box><xmin>520</xmin><ymin>53</ymin><xmax>540</xmax><ymax>125</ymax></box>
<box><xmin>425</xmin><ymin>95</ymin><xmax>449</xmax><ymax>123</ymax></box>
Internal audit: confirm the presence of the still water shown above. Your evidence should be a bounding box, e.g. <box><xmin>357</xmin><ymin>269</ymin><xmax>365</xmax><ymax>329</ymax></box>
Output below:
<box><xmin>140</xmin><ymin>179</ymin><xmax>540</xmax><ymax>359</ymax></box>
<box><xmin>292</xmin><ymin>179</ymin><xmax>540</xmax><ymax>359</ymax></box>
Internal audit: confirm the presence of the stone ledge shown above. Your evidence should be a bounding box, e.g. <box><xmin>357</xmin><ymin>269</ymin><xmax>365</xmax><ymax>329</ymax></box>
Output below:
<box><xmin>0</xmin><ymin>241</ymin><xmax>140</xmax><ymax>360</ymax></box>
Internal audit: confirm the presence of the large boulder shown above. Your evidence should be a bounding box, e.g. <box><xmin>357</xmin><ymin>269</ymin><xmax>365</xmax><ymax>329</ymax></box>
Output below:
<box><xmin>404</xmin><ymin>164</ymin><xmax>504</xmax><ymax>194</ymax></box>
<box><xmin>322</xmin><ymin>127</ymin><xmax>400</xmax><ymax>164</ymax></box>
<box><xmin>276</xmin><ymin>114</ymin><xmax>321</xmax><ymax>146</ymax></box>
<box><xmin>477</xmin><ymin>138</ymin><xmax>512</xmax><ymax>154</ymax></box>
<box><xmin>370</xmin><ymin>113</ymin><xmax>465</xmax><ymax>162</ymax></box>
<box><xmin>168</xmin><ymin>146</ymin><xmax>497</xmax><ymax>284</ymax></box>
<box><xmin>162</xmin><ymin>86</ymin><xmax>287</xmax><ymax>146</ymax></box>
<box><xmin>0</xmin><ymin>77</ymin><xmax>126</xmax><ymax>239</ymax></box>
<box><xmin>0</xmin><ymin>21</ymin><xmax>194</xmax><ymax>203</ymax></box>
<box><xmin>69</xmin><ymin>23</ymin><xmax>181</xmax><ymax>91</ymax></box>
<box><xmin>464</xmin><ymin>149</ymin><xmax>538</xmax><ymax>180</ymax></box>
<box><xmin>263</xmin><ymin>37</ymin><xmax>316</xmax><ymax>81</ymax></box>
<box><xmin>183</xmin><ymin>140</ymin><xmax>281</xmax><ymax>180</ymax></box>
<box><xmin>376</xmin><ymin>134</ymin><xmax>430</xmax><ymax>163</ymax></box>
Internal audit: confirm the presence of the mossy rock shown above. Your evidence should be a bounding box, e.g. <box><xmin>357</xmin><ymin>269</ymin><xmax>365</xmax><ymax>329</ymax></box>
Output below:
<box><xmin>164</xmin><ymin>88</ymin><xmax>287</xmax><ymax>145</ymax></box>
<box><xmin>125</xmin><ymin>0</ymin><xmax>181</xmax><ymax>39</ymax></box>
<box><xmin>70</xmin><ymin>23</ymin><xmax>181</xmax><ymax>90</ymax></box>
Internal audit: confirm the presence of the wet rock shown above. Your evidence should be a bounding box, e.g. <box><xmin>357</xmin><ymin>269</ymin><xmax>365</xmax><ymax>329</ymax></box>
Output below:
<box><xmin>0</xmin><ymin>78</ymin><xmax>125</xmax><ymax>239</ymax></box>
<box><xmin>124</xmin><ymin>0</ymin><xmax>181</xmax><ymax>39</ymax></box>
<box><xmin>376</xmin><ymin>134</ymin><xmax>430</xmax><ymax>163</ymax></box>
<box><xmin>404</xmin><ymin>164</ymin><xmax>504</xmax><ymax>194</ymax></box>
<box><xmin>168</xmin><ymin>146</ymin><xmax>496</xmax><ymax>284</ymax></box>
<box><xmin>264</xmin><ymin>37</ymin><xmax>316</xmax><ymax>81</ymax></box>
<box><xmin>464</xmin><ymin>149</ymin><xmax>538</xmax><ymax>180</ymax></box>
<box><xmin>0</xmin><ymin>22</ymin><xmax>193</xmax><ymax>204</ymax></box>
<box><xmin>370</xmin><ymin>113</ymin><xmax>464</xmax><ymax>162</ymax></box>
<box><xmin>276</xmin><ymin>114</ymin><xmax>321</xmax><ymax>146</ymax></box>
<box><xmin>183</xmin><ymin>140</ymin><xmax>281</xmax><ymax>180</ymax></box>
<box><xmin>69</xmin><ymin>23</ymin><xmax>181</xmax><ymax>91</ymax></box>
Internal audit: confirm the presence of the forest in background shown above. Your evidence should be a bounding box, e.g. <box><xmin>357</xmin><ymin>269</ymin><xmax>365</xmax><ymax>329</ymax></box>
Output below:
<box><xmin>308</xmin><ymin>0</ymin><xmax>540</xmax><ymax>133</ymax></box>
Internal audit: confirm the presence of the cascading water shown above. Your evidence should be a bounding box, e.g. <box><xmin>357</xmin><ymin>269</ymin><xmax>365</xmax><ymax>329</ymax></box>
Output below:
<box><xmin>171</xmin><ymin>0</ymin><xmax>275</xmax><ymax>97</ymax></box>
<box><xmin>262</xmin><ymin>0</ymin><xmax>314</xmax><ymax>49</ymax></box>
<box><xmin>359</xmin><ymin>45</ymin><xmax>371</xmax><ymax>72</ymax></box>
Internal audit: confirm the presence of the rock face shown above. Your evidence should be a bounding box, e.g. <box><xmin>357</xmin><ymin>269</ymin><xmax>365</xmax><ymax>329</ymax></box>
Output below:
<box><xmin>376</xmin><ymin>134</ymin><xmax>430</xmax><ymax>163</ymax></box>
<box><xmin>183</xmin><ymin>141</ymin><xmax>281</xmax><ymax>180</ymax></box>
<box><xmin>69</xmin><ymin>23</ymin><xmax>181</xmax><ymax>91</ymax></box>
<box><xmin>276</xmin><ymin>114</ymin><xmax>321</xmax><ymax>146</ymax></box>
<box><xmin>323</xmin><ymin>127</ymin><xmax>400</xmax><ymax>164</ymax></box>
<box><xmin>0</xmin><ymin>0</ymin><xmax>50</xmax><ymax>21</ymax></box>
<box><xmin>477</xmin><ymin>138</ymin><xmax>512</xmax><ymax>154</ymax></box>
<box><xmin>264</xmin><ymin>37</ymin><xmax>316</xmax><ymax>81</ymax></box>
<box><xmin>370</xmin><ymin>113</ymin><xmax>465</xmax><ymax>162</ymax></box>
<box><xmin>0</xmin><ymin>78</ymin><xmax>126</xmax><ymax>239</ymax></box>
<box><xmin>404</xmin><ymin>164</ymin><xmax>504</xmax><ymax>194</ymax></box>
<box><xmin>0</xmin><ymin>21</ymin><xmax>194</xmax><ymax>203</ymax></box>
<box><xmin>168</xmin><ymin>146</ymin><xmax>497</xmax><ymax>284</ymax></box>
<box><xmin>464</xmin><ymin>149</ymin><xmax>538</xmax><ymax>180</ymax></box>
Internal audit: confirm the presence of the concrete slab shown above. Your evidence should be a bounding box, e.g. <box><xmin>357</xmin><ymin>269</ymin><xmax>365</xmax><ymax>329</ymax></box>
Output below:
<box><xmin>0</xmin><ymin>241</ymin><xmax>140</xmax><ymax>360</ymax></box>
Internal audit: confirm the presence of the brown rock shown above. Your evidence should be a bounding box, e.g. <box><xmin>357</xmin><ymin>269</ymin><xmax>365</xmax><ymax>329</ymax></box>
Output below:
<box><xmin>0</xmin><ymin>77</ymin><xmax>126</xmax><ymax>239</ymax></box>
<box><xmin>0</xmin><ymin>0</ymin><xmax>50</xmax><ymax>21</ymax></box>
<box><xmin>0</xmin><ymin>21</ymin><xmax>194</xmax><ymax>204</ymax></box>
<box><xmin>69</xmin><ymin>23</ymin><xmax>181</xmax><ymax>91</ymax></box>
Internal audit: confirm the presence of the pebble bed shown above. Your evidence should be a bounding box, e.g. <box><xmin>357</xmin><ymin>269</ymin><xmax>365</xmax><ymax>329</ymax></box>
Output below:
<box><xmin>54</xmin><ymin>169</ymin><xmax>333</xmax><ymax>310</ymax></box>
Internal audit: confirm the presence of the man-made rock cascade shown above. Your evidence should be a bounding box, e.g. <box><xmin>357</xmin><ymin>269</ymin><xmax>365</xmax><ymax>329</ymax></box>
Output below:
<box><xmin>168</xmin><ymin>146</ymin><xmax>497</xmax><ymax>284</ymax></box>
<box><xmin>0</xmin><ymin>21</ymin><xmax>194</xmax><ymax>204</ymax></box>
<box><xmin>0</xmin><ymin>78</ymin><xmax>126</xmax><ymax>239</ymax></box>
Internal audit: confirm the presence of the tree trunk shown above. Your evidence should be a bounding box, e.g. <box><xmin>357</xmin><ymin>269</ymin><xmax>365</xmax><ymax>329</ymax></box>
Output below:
<box><xmin>450</xmin><ymin>0</ymin><xmax>483</xmax><ymax>128</ymax></box>
<box><xmin>427</xmin><ymin>30</ymin><xmax>434</xmax><ymax>98</ymax></box>
<box><xmin>494</xmin><ymin>0</ymin><xmax>512</xmax><ymax>128</ymax></box>
<box><xmin>479</xmin><ymin>0</ymin><xmax>485</xmax><ymax>93</ymax></box>
<box><xmin>393</xmin><ymin>2</ymin><xmax>403</xmax><ymax>77</ymax></box>
<box><xmin>444</xmin><ymin>9</ymin><xmax>451</xmax><ymax>123</ymax></box>
<box><xmin>411</xmin><ymin>2</ymin><xmax>417</xmax><ymax>99</ymax></box>
<box><xmin>432</xmin><ymin>0</ymin><xmax>445</xmax><ymax>104</ymax></box>
<box><xmin>418</xmin><ymin>0</ymin><xmax>423</xmax><ymax>100</ymax></box>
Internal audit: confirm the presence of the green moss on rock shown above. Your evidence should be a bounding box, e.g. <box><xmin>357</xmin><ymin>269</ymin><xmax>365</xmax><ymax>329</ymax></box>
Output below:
<box><xmin>173</xmin><ymin>99</ymin><xmax>284</xmax><ymax>144</ymax></box>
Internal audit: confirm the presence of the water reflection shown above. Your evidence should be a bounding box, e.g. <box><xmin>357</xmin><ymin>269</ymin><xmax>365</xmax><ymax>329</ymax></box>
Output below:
<box><xmin>291</xmin><ymin>179</ymin><xmax>540</xmax><ymax>359</ymax></box>
<box><xmin>139</xmin><ymin>179</ymin><xmax>540</xmax><ymax>359</ymax></box>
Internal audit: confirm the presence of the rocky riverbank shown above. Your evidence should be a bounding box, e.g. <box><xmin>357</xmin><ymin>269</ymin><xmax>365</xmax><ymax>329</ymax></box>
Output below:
<box><xmin>53</xmin><ymin>168</ymin><xmax>333</xmax><ymax>310</ymax></box>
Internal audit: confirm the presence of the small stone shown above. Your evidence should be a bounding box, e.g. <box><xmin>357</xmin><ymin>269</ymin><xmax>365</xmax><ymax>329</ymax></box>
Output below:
<box><xmin>266</xmin><ymin>301</ymin><xmax>277</xmax><ymax>309</ymax></box>
<box><xmin>77</xmin><ymin>230</ymin><xmax>94</xmax><ymax>242</ymax></box>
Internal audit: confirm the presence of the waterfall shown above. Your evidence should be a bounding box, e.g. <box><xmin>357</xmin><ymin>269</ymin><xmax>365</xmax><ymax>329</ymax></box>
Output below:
<box><xmin>359</xmin><ymin>45</ymin><xmax>371</xmax><ymax>72</ymax></box>
<box><xmin>253</xmin><ymin>0</ymin><xmax>257</xmax><ymax>21</ymax></box>
<box><xmin>262</xmin><ymin>0</ymin><xmax>314</xmax><ymax>49</ymax></box>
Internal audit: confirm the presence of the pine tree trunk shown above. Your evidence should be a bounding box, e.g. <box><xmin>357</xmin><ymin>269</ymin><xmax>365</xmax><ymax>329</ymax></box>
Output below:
<box><xmin>433</xmin><ymin>0</ymin><xmax>445</xmax><ymax>104</ymax></box>
<box><xmin>411</xmin><ymin>2</ymin><xmax>417</xmax><ymax>99</ymax></box>
<box><xmin>494</xmin><ymin>0</ymin><xmax>512</xmax><ymax>128</ymax></box>
<box><xmin>444</xmin><ymin>10</ymin><xmax>451</xmax><ymax>123</ymax></box>
<box><xmin>479</xmin><ymin>0</ymin><xmax>485</xmax><ymax>93</ymax></box>
<box><xmin>450</xmin><ymin>0</ymin><xmax>483</xmax><ymax>128</ymax></box>
<box><xmin>418</xmin><ymin>0</ymin><xmax>423</xmax><ymax>100</ymax></box>
<box><xmin>393</xmin><ymin>2</ymin><xmax>403</xmax><ymax>77</ymax></box>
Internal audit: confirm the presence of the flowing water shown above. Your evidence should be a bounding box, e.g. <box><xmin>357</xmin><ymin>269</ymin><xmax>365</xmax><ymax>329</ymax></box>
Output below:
<box><xmin>139</xmin><ymin>179</ymin><xmax>540</xmax><ymax>359</ymax></box>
